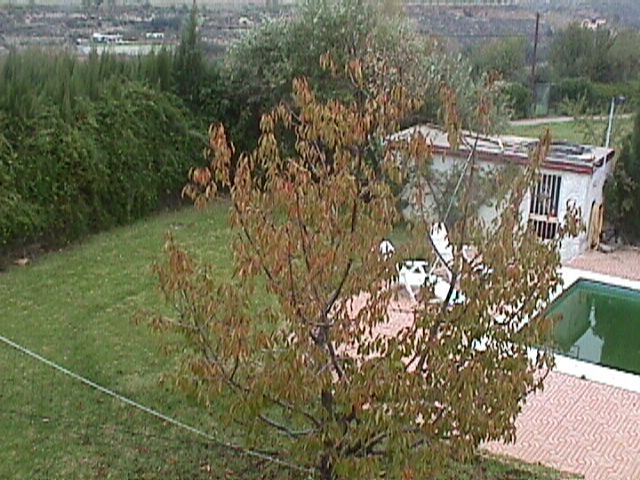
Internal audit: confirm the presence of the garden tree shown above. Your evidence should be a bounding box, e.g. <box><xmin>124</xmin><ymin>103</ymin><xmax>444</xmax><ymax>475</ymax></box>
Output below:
<box><xmin>223</xmin><ymin>0</ymin><xmax>414</xmax><ymax>153</ymax></box>
<box><xmin>465</xmin><ymin>38</ymin><xmax>530</xmax><ymax>119</ymax></box>
<box><xmin>607</xmin><ymin>29</ymin><xmax>640</xmax><ymax>84</ymax></box>
<box><xmin>150</xmin><ymin>54</ymin><xmax>576</xmax><ymax>479</ymax></box>
<box><xmin>173</xmin><ymin>1</ymin><xmax>206</xmax><ymax>110</ymax></box>
<box><xmin>549</xmin><ymin>23</ymin><xmax>615</xmax><ymax>83</ymax></box>
<box><xmin>414</xmin><ymin>52</ymin><xmax>509</xmax><ymax>136</ymax></box>
<box><xmin>137</xmin><ymin>47</ymin><xmax>174</xmax><ymax>93</ymax></box>
<box><xmin>223</xmin><ymin>0</ymin><xmax>507</xmax><ymax>155</ymax></box>
<box><xmin>606</xmin><ymin>108</ymin><xmax>640</xmax><ymax>241</ymax></box>
<box><xmin>468</xmin><ymin>37</ymin><xmax>528</xmax><ymax>82</ymax></box>
<box><xmin>171</xmin><ymin>1</ymin><xmax>229</xmax><ymax>123</ymax></box>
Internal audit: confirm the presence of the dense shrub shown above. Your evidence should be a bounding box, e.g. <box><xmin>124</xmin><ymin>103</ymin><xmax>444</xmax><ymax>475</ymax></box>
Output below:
<box><xmin>0</xmin><ymin>51</ymin><xmax>202</xmax><ymax>253</ymax></box>
<box><xmin>503</xmin><ymin>82</ymin><xmax>532</xmax><ymax>119</ymax></box>
<box><xmin>549</xmin><ymin>78</ymin><xmax>639</xmax><ymax>114</ymax></box>
<box><xmin>605</xmin><ymin>109</ymin><xmax>640</xmax><ymax>241</ymax></box>
<box><xmin>549</xmin><ymin>78</ymin><xmax>596</xmax><ymax>112</ymax></box>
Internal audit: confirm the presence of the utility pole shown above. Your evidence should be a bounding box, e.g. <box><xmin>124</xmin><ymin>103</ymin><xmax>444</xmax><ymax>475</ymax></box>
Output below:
<box><xmin>530</xmin><ymin>12</ymin><xmax>540</xmax><ymax>116</ymax></box>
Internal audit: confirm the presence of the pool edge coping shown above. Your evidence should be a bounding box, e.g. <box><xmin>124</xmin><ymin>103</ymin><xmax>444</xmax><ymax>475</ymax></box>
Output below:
<box><xmin>537</xmin><ymin>267</ymin><xmax>640</xmax><ymax>394</ymax></box>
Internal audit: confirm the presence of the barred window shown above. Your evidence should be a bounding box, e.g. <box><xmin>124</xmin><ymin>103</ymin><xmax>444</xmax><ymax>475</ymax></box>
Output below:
<box><xmin>529</xmin><ymin>174</ymin><xmax>561</xmax><ymax>240</ymax></box>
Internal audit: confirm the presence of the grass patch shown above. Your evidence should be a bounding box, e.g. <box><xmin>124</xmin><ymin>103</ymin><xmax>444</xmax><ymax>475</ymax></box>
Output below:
<box><xmin>506</xmin><ymin>117</ymin><xmax>633</xmax><ymax>146</ymax></box>
<box><xmin>444</xmin><ymin>455</ymin><xmax>580</xmax><ymax>479</ymax></box>
<box><xmin>0</xmin><ymin>203</ymin><xmax>575</xmax><ymax>479</ymax></box>
<box><xmin>0</xmin><ymin>204</ymin><xmax>248</xmax><ymax>479</ymax></box>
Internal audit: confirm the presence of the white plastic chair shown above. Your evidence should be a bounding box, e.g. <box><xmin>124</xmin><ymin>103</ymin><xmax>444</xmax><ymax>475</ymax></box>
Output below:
<box><xmin>429</xmin><ymin>223</ymin><xmax>492</xmax><ymax>279</ymax></box>
<box><xmin>396</xmin><ymin>260</ymin><xmax>429</xmax><ymax>302</ymax></box>
<box><xmin>429</xmin><ymin>223</ymin><xmax>454</xmax><ymax>266</ymax></box>
<box><xmin>379</xmin><ymin>239</ymin><xmax>395</xmax><ymax>260</ymax></box>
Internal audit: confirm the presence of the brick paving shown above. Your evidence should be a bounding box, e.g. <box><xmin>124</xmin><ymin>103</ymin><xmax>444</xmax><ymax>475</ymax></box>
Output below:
<box><xmin>352</xmin><ymin>249</ymin><xmax>640</xmax><ymax>479</ymax></box>
<box><xmin>479</xmin><ymin>248</ymin><xmax>640</xmax><ymax>479</ymax></box>
<box><xmin>483</xmin><ymin>371</ymin><xmax>640</xmax><ymax>480</ymax></box>
<box><xmin>568</xmin><ymin>248</ymin><xmax>640</xmax><ymax>282</ymax></box>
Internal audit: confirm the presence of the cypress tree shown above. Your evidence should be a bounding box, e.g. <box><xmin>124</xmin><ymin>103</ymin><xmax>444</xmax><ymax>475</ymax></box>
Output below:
<box><xmin>607</xmin><ymin>109</ymin><xmax>640</xmax><ymax>241</ymax></box>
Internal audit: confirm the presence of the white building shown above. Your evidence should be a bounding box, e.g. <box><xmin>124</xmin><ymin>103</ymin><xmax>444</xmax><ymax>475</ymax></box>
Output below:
<box><xmin>92</xmin><ymin>33</ymin><xmax>123</xmax><ymax>45</ymax></box>
<box><xmin>397</xmin><ymin>125</ymin><xmax>616</xmax><ymax>263</ymax></box>
<box><xmin>581</xmin><ymin>18</ymin><xmax>607</xmax><ymax>31</ymax></box>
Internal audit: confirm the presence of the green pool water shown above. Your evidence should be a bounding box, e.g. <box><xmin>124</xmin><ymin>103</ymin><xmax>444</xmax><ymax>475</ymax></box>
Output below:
<box><xmin>547</xmin><ymin>280</ymin><xmax>640</xmax><ymax>375</ymax></box>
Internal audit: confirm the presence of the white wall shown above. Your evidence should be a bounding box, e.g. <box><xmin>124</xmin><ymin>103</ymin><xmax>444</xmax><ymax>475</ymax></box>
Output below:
<box><xmin>550</xmin><ymin>169</ymin><xmax>589</xmax><ymax>262</ymax></box>
<box><xmin>402</xmin><ymin>153</ymin><xmax>610</xmax><ymax>264</ymax></box>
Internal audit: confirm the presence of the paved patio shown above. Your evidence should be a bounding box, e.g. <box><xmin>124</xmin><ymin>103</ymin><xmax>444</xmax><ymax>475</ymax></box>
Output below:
<box><xmin>483</xmin><ymin>371</ymin><xmax>640</xmax><ymax>479</ymax></box>
<box><xmin>568</xmin><ymin>247</ymin><xmax>640</xmax><ymax>282</ymax></box>
<box><xmin>482</xmin><ymin>248</ymin><xmax>640</xmax><ymax>479</ymax></box>
<box><xmin>381</xmin><ymin>247</ymin><xmax>640</xmax><ymax>479</ymax></box>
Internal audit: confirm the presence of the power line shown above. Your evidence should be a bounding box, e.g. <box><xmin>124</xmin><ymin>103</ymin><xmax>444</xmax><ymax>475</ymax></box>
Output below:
<box><xmin>0</xmin><ymin>332</ymin><xmax>313</xmax><ymax>475</ymax></box>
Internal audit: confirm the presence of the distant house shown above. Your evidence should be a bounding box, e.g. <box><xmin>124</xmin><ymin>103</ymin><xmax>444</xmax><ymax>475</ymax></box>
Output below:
<box><xmin>144</xmin><ymin>32</ymin><xmax>165</xmax><ymax>41</ymax></box>
<box><xmin>396</xmin><ymin>125</ymin><xmax>615</xmax><ymax>263</ymax></box>
<box><xmin>581</xmin><ymin>18</ymin><xmax>607</xmax><ymax>31</ymax></box>
<box><xmin>91</xmin><ymin>33</ymin><xmax>123</xmax><ymax>44</ymax></box>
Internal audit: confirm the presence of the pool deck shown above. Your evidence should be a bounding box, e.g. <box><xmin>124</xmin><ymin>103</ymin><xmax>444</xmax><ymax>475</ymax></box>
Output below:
<box><xmin>567</xmin><ymin>247</ymin><xmax>640</xmax><ymax>282</ymax></box>
<box><xmin>483</xmin><ymin>371</ymin><xmax>640</xmax><ymax>480</ymax></box>
<box><xmin>484</xmin><ymin>248</ymin><xmax>640</xmax><ymax>479</ymax></box>
<box><xmin>365</xmin><ymin>247</ymin><xmax>640</xmax><ymax>478</ymax></box>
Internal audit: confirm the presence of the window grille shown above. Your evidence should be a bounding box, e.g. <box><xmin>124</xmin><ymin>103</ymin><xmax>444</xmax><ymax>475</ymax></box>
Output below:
<box><xmin>529</xmin><ymin>174</ymin><xmax>561</xmax><ymax>240</ymax></box>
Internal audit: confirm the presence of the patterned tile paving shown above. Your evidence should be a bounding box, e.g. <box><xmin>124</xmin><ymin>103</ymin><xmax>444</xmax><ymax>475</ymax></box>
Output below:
<box><xmin>483</xmin><ymin>371</ymin><xmax>640</xmax><ymax>480</ymax></box>
<box><xmin>568</xmin><ymin>248</ymin><xmax>640</xmax><ymax>282</ymax></box>
<box><xmin>356</xmin><ymin>253</ymin><xmax>640</xmax><ymax>479</ymax></box>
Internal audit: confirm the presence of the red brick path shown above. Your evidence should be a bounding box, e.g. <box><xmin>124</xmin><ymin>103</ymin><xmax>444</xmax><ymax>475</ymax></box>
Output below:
<box><xmin>483</xmin><ymin>371</ymin><xmax>640</xmax><ymax>480</ymax></box>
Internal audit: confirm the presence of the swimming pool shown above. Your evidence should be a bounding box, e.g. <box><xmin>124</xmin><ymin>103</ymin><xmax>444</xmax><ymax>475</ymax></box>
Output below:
<box><xmin>547</xmin><ymin>279</ymin><xmax>640</xmax><ymax>376</ymax></box>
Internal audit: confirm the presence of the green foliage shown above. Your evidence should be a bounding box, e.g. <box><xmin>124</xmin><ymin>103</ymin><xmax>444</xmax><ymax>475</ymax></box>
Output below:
<box><xmin>606</xmin><ymin>109</ymin><xmax>640</xmax><ymax>241</ymax></box>
<box><xmin>171</xmin><ymin>1</ymin><xmax>230</xmax><ymax>124</ymax></box>
<box><xmin>414</xmin><ymin>52</ymin><xmax>509</xmax><ymax>135</ymax></box>
<box><xmin>0</xmin><ymin>128</ymin><xmax>43</xmax><ymax>246</ymax></box>
<box><xmin>503</xmin><ymin>82</ymin><xmax>532</xmax><ymax>119</ymax></box>
<box><xmin>469</xmin><ymin>37</ymin><xmax>528</xmax><ymax>82</ymax></box>
<box><xmin>173</xmin><ymin>1</ymin><xmax>206</xmax><ymax>109</ymax></box>
<box><xmin>549</xmin><ymin>23</ymin><xmax>614</xmax><ymax>83</ymax></box>
<box><xmin>224</xmin><ymin>0</ymin><xmax>410</xmax><ymax>152</ymax></box>
<box><xmin>0</xmin><ymin>50</ymin><xmax>201</xmax><ymax>253</ymax></box>
<box><xmin>549</xmin><ymin>78</ymin><xmax>596</xmax><ymax>113</ymax></box>
<box><xmin>224</xmin><ymin>0</ymin><xmax>503</xmax><ymax>152</ymax></box>
<box><xmin>607</xmin><ymin>30</ymin><xmax>640</xmax><ymax>83</ymax></box>
<box><xmin>219</xmin><ymin>0</ymin><xmax>511</xmax><ymax>169</ymax></box>
<box><xmin>136</xmin><ymin>46</ymin><xmax>175</xmax><ymax>92</ymax></box>
<box><xmin>549</xmin><ymin>24</ymin><xmax>640</xmax><ymax>90</ymax></box>
<box><xmin>549</xmin><ymin>78</ymin><xmax>639</xmax><ymax>114</ymax></box>
<box><xmin>152</xmin><ymin>53</ymin><xmax>566</xmax><ymax>478</ymax></box>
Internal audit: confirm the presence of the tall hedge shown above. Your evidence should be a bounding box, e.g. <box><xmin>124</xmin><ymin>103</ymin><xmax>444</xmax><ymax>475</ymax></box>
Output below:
<box><xmin>550</xmin><ymin>78</ymin><xmax>640</xmax><ymax>114</ymax></box>
<box><xmin>0</xmin><ymin>51</ymin><xmax>202</xmax><ymax>253</ymax></box>
<box><xmin>606</xmin><ymin>109</ymin><xmax>640</xmax><ymax>241</ymax></box>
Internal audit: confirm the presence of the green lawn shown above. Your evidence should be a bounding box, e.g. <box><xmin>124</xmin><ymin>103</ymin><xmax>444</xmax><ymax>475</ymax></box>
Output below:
<box><xmin>0</xmin><ymin>203</ymin><xmax>578</xmax><ymax>479</ymax></box>
<box><xmin>506</xmin><ymin>117</ymin><xmax>633</xmax><ymax>146</ymax></box>
<box><xmin>0</xmin><ymin>204</ymin><xmax>241</xmax><ymax>479</ymax></box>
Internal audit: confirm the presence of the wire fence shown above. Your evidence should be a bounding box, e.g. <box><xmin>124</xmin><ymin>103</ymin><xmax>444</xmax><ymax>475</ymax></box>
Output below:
<box><xmin>0</xmin><ymin>335</ymin><xmax>261</xmax><ymax>480</ymax></box>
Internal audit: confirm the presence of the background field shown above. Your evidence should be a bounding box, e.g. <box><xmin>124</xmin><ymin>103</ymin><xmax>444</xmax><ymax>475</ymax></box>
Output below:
<box><xmin>506</xmin><ymin>117</ymin><xmax>633</xmax><ymax>146</ymax></box>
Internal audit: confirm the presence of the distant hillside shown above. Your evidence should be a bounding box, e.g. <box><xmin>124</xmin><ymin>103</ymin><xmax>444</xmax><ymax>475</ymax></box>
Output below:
<box><xmin>0</xmin><ymin>0</ymin><xmax>637</xmax><ymax>58</ymax></box>
<box><xmin>521</xmin><ymin>0</ymin><xmax>640</xmax><ymax>28</ymax></box>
